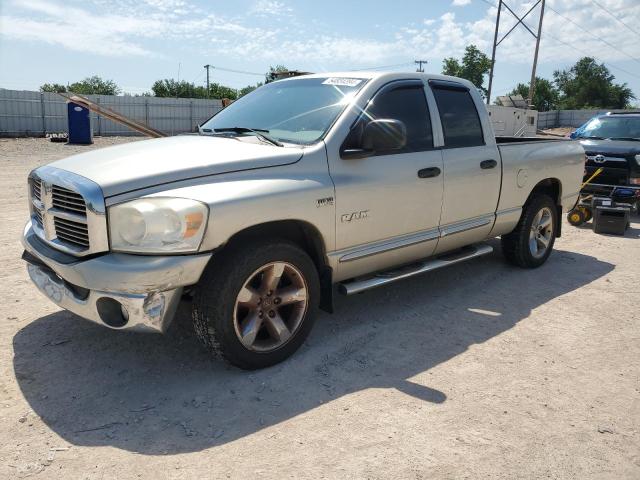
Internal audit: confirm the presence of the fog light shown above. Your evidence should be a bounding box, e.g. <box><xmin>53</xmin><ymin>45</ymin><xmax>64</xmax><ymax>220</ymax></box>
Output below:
<box><xmin>96</xmin><ymin>297</ymin><xmax>129</xmax><ymax>328</ymax></box>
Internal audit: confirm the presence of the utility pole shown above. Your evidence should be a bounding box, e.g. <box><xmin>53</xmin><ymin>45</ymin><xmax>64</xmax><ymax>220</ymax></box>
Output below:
<box><xmin>204</xmin><ymin>64</ymin><xmax>211</xmax><ymax>98</ymax></box>
<box><xmin>484</xmin><ymin>0</ymin><xmax>545</xmax><ymax>108</ymax></box>
<box><xmin>414</xmin><ymin>60</ymin><xmax>428</xmax><ymax>73</ymax></box>
<box><xmin>528</xmin><ymin>0</ymin><xmax>545</xmax><ymax>107</ymax></box>
<box><xmin>486</xmin><ymin>0</ymin><xmax>503</xmax><ymax>105</ymax></box>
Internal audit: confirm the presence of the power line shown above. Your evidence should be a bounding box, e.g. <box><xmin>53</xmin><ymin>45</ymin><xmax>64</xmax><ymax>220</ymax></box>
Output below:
<box><xmin>191</xmin><ymin>70</ymin><xmax>205</xmax><ymax>85</ymax></box>
<box><xmin>542</xmin><ymin>31</ymin><xmax>640</xmax><ymax>80</ymax></box>
<box><xmin>209</xmin><ymin>66</ymin><xmax>264</xmax><ymax>76</ymax></box>
<box><xmin>590</xmin><ymin>0</ymin><xmax>640</xmax><ymax>39</ymax></box>
<box><xmin>545</xmin><ymin>4</ymin><xmax>640</xmax><ymax>65</ymax></box>
<box><xmin>353</xmin><ymin>62</ymin><xmax>414</xmax><ymax>71</ymax></box>
<box><xmin>476</xmin><ymin>0</ymin><xmax>640</xmax><ymax>82</ymax></box>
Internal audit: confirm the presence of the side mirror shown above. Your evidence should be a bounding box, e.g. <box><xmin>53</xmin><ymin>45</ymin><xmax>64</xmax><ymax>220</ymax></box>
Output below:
<box><xmin>342</xmin><ymin>119</ymin><xmax>407</xmax><ymax>159</ymax></box>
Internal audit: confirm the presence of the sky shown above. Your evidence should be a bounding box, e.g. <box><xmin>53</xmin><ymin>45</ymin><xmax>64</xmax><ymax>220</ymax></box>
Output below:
<box><xmin>1</xmin><ymin>0</ymin><xmax>640</xmax><ymax>104</ymax></box>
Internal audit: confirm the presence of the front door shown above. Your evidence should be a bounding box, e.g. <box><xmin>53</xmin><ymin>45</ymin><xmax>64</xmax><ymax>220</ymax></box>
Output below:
<box><xmin>328</xmin><ymin>80</ymin><xmax>444</xmax><ymax>280</ymax></box>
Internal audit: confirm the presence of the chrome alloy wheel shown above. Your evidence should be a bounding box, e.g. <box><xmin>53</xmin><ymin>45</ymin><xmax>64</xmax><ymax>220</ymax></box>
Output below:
<box><xmin>529</xmin><ymin>206</ymin><xmax>554</xmax><ymax>259</ymax></box>
<box><xmin>233</xmin><ymin>262</ymin><xmax>309</xmax><ymax>352</ymax></box>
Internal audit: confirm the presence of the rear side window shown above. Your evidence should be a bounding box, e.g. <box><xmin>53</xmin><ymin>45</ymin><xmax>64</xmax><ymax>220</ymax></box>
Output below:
<box><xmin>344</xmin><ymin>83</ymin><xmax>433</xmax><ymax>153</ymax></box>
<box><xmin>432</xmin><ymin>87</ymin><xmax>484</xmax><ymax>148</ymax></box>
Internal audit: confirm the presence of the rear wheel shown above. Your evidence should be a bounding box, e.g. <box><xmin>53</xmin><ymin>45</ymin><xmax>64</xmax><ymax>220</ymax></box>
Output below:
<box><xmin>502</xmin><ymin>195</ymin><xmax>557</xmax><ymax>268</ymax></box>
<box><xmin>192</xmin><ymin>239</ymin><xmax>320</xmax><ymax>369</ymax></box>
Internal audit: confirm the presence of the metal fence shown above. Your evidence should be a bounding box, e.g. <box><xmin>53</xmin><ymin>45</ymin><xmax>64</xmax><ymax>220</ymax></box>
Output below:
<box><xmin>3</xmin><ymin>88</ymin><xmax>636</xmax><ymax>136</ymax></box>
<box><xmin>0</xmin><ymin>89</ymin><xmax>224</xmax><ymax>137</ymax></box>
<box><xmin>537</xmin><ymin>109</ymin><xmax>632</xmax><ymax>130</ymax></box>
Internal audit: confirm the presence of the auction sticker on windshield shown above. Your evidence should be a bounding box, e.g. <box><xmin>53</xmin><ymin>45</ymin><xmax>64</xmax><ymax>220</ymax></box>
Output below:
<box><xmin>322</xmin><ymin>77</ymin><xmax>363</xmax><ymax>87</ymax></box>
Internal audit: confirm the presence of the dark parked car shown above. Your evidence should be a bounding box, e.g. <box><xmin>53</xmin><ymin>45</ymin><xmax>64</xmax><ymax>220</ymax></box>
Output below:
<box><xmin>570</xmin><ymin>112</ymin><xmax>640</xmax><ymax>207</ymax></box>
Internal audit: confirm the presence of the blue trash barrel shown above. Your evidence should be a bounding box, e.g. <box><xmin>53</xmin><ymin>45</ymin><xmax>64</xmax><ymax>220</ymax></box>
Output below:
<box><xmin>67</xmin><ymin>102</ymin><xmax>93</xmax><ymax>144</ymax></box>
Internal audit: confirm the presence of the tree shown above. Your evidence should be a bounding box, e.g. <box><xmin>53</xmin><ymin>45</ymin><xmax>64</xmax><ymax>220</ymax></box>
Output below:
<box><xmin>238</xmin><ymin>82</ymin><xmax>263</xmax><ymax>97</ymax></box>
<box><xmin>442</xmin><ymin>45</ymin><xmax>492</xmax><ymax>98</ymax></box>
<box><xmin>68</xmin><ymin>76</ymin><xmax>120</xmax><ymax>95</ymax></box>
<box><xmin>40</xmin><ymin>83</ymin><xmax>68</xmax><ymax>93</ymax></box>
<box><xmin>208</xmin><ymin>82</ymin><xmax>238</xmax><ymax>100</ymax></box>
<box><xmin>151</xmin><ymin>79</ymin><xmax>202</xmax><ymax>98</ymax></box>
<box><xmin>553</xmin><ymin>57</ymin><xmax>635</xmax><ymax>109</ymax></box>
<box><xmin>505</xmin><ymin>77</ymin><xmax>559</xmax><ymax>111</ymax></box>
<box><xmin>265</xmin><ymin>65</ymin><xmax>290</xmax><ymax>83</ymax></box>
<box><xmin>40</xmin><ymin>76</ymin><xmax>120</xmax><ymax>95</ymax></box>
<box><xmin>151</xmin><ymin>79</ymin><xmax>239</xmax><ymax>100</ymax></box>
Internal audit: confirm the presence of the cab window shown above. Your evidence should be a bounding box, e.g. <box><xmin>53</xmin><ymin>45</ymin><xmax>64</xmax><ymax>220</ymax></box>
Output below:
<box><xmin>432</xmin><ymin>86</ymin><xmax>485</xmax><ymax>148</ymax></box>
<box><xmin>343</xmin><ymin>82</ymin><xmax>433</xmax><ymax>154</ymax></box>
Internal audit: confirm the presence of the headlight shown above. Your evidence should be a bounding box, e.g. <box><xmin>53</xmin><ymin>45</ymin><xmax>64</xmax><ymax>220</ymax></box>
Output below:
<box><xmin>635</xmin><ymin>154</ymin><xmax>640</xmax><ymax>166</ymax></box>
<box><xmin>109</xmin><ymin>198</ymin><xmax>208</xmax><ymax>253</ymax></box>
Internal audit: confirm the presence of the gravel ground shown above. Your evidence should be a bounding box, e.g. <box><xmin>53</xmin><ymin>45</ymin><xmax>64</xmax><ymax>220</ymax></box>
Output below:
<box><xmin>0</xmin><ymin>137</ymin><xmax>639</xmax><ymax>479</ymax></box>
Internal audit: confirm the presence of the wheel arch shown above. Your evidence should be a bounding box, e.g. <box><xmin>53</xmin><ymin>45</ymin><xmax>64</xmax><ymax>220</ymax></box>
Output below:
<box><xmin>526</xmin><ymin>178</ymin><xmax>563</xmax><ymax>237</ymax></box>
<box><xmin>217</xmin><ymin>220</ymin><xmax>334</xmax><ymax>313</ymax></box>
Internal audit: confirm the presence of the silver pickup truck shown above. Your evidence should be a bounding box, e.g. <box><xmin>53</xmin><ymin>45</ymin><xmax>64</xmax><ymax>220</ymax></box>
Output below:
<box><xmin>22</xmin><ymin>72</ymin><xmax>584</xmax><ymax>369</ymax></box>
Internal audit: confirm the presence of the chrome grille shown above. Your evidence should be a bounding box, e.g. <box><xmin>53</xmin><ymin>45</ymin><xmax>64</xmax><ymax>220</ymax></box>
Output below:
<box><xmin>28</xmin><ymin>167</ymin><xmax>108</xmax><ymax>257</ymax></box>
<box><xmin>32</xmin><ymin>178</ymin><xmax>42</xmax><ymax>202</ymax></box>
<box><xmin>52</xmin><ymin>185</ymin><xmax>87</xmax><ymax>215</ymax></box>
<box><xmin>53</xmin><ymin>217</ymin><xmax>90</xmax><ymax>248</ymax></box>
<box><xmin>34</xmin><ymin>209</ymin><xmax>44</xmax><ymax>229</ymax></box>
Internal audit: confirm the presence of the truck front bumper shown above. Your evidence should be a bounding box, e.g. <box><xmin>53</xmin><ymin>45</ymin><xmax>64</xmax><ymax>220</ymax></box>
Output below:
<box><xmin>21</xmin><ymin>223</ymin><xmax>212</xmax><ymax>333</ymax></box>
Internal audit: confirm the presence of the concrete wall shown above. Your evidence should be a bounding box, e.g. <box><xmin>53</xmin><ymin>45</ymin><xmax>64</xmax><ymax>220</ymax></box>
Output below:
<box><xmin>0</xmin><ymin>89</ymin><xmax>224</xmax><ymax>137</ymax></box>
<box><xmin>537</xmin><ymin>109</ymin><xmax>632</xmax><ymax>130</ymax></box>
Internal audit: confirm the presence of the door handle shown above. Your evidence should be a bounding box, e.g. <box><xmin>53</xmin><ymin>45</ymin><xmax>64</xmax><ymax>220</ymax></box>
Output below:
<box><xmin>480</xmin><ymin>159</ymin><xmax>497</xmax><ymax>169</ymax></box>
<box><xmin>418</xmin><ymin>167</ymin><xmax>441</xmax><ymax>178</ymax></box>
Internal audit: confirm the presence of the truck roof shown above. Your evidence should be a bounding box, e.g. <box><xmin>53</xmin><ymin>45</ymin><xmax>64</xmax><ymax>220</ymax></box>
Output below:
<box><xmin>276</xmin><ymin>71</ymin><xmax>477</xmax><ymax>89</ymax></box>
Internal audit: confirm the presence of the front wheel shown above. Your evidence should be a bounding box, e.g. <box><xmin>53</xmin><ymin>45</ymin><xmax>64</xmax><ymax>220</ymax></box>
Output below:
<box><xmin>192</xmin><ymin>240</ymin><xmax>320</xmax><ymax>369</ymax></box>
<box><xmin>501</xmin><ymin>195</ymin><xmax>557</xmax><ymax>268</ymax></box>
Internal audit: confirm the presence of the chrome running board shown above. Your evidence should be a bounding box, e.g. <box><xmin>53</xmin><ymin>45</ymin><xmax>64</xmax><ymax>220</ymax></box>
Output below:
<box><xmin>338</xmin><ymin>244</ymin><xmax>494</xmax><ymax>295</ymax></box>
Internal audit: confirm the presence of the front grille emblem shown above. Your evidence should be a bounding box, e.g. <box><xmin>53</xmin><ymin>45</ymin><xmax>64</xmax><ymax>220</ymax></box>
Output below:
<box><xmin>594</xmin><ymin>154</ymin><xmax>606</xmax><ymax>163</ymax></box>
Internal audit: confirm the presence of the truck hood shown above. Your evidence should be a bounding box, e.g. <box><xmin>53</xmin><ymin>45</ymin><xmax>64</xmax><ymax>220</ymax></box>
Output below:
<box><xmin>579</xmin><ymin>138</ymin><xmax>640</xmax><ymax>156</ymax></box>
<box><xmin>50</xmin><ymin>135</ymin><xmax>304</xmax><ymax>197</ymax></box>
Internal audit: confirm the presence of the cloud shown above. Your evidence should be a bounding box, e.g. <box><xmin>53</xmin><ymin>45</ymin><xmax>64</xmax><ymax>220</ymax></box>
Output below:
<box><xmin>1</xmin><ymin>0</ymin><xmax>639</xmax><ymax>76</ymax></box>
<box><xmin>452</xmin><ymin>0</ymin><xmax>472</xmax><ymax>5</ymax></box>
<box><xmin>0</xmin><ymin>0</ymin><xmax>275</xmax><ymax>57</ymax></box>
<box><xmin>0</xmin><ymin>0</ymin><xmax>163</xmax><ymax>56</ymax></box>
<box><xmin>250</xmin><ymin>0</ymin><xmax>292</xmax><ymax>17</ymax></box>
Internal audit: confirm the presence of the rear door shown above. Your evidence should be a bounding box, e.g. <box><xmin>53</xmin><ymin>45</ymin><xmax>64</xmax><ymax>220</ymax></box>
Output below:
<box><xmin>429</xmin><ymin>80</ymin><xmax>501</xmax><ymax>253</ymax></box>
<box><xmin>328</xmin><ymin>80</ymin><xmax>444</xmax><ymax>280</ymax></box>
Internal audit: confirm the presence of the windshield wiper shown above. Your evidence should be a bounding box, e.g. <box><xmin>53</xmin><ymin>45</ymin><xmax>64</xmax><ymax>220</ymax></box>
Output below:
<box><xmin>608</xmin><ymin>137</ymin><xmax>640</xmax><ymax>141</ymax></box>
<box><xmin>581</xmin><ymin>136</ymin><xmax>607</xmax><ymax>140</ymax></box>
<box><xmin>213</xmin><ymin>127</ymin><xmax>283</xmax><ymax>147</ymax></box>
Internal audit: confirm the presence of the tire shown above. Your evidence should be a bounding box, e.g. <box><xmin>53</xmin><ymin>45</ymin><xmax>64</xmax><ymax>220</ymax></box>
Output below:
<box><xmin>567</xmin><ymin>208</ymin><xmax>585</xmax><ymax>226</ymax></box>
<box><xmin>192</xmin><ymin>239</ymin><xmax>320</xmax><ymax>369</ymax></box>
<box><xmin>501</xmin><ymin>195</ymin><xmax>557</xmax><ymax>268</ymax></box>
<box><xmin>581</xmin><ymin>206</ymin><xmax>593</xmax><ymax>223</ymax></box>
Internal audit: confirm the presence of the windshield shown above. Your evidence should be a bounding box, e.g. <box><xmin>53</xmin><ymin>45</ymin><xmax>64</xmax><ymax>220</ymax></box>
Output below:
<box><xmin>201</xmin><ymin>77</ymin><xmax>368</xmax><ymax>145</ymax></box>
<box><xmin>575</xmin><ymin>115</ymin><xmax>640</xmax><ymax>140</ymax></box>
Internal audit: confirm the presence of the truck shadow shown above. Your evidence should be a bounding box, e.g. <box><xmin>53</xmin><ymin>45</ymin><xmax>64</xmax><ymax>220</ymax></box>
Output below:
<box><xmin>13</xmin><ymin>242</ymin><xmax>613</xmax><ymax>455</ymax></box>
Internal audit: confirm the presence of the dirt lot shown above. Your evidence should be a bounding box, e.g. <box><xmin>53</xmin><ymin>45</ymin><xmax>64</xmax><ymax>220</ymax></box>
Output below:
<box><xmin>0</xmin><ymin>137</ymin><xmax>639</xmax><ymax>479</ymax></box>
